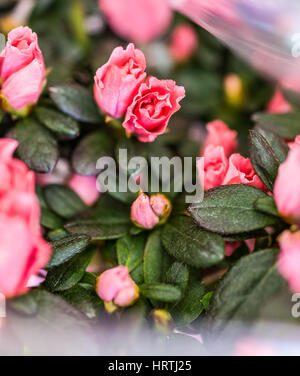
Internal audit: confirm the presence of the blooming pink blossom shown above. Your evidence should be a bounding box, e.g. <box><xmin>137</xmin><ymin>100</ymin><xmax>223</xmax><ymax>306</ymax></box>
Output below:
<box><xmin>96</xmin><ymin>266</ymin><xmax>139</xmax><ymax>311</ymax></box>
<box><xmin>123</xmin><ymin>76</ymin><xmax>185</xmax><ymax>142</ymax></box>
<box><xmin>198</xmin><ymin>145</ymin><xmax>229</xmax><ymax>191</ymax></box>
<box><xmin>222</xmin><ymin>153</ymin><xmax>267</xmax><ymax>190</ymax></box>
<box><xmin>267</xmin><ymin>88</ymin><xmax>292</xmax><ymax>114</ymax></box>
<box><xmin>131</xmin><ymin>192</ymin><xmax>171</xmax><ymax>229</ymax></box>
<box><xmin>99</xmin><ymin>0</ymin><xmax>172</xmax><ymax>44</ymax></box>
<box><xmin>274</xmin><ymin>146</ymin><xmax>300</xmax><ymax>223</ymax></box>
<box><xmin>0</xmin><ymin>26</ymin><xmax>45</xmax><ymax>112</ymax></box>
<box><xmin>94</xmin><ymin>44</ymin><xmax>146</xmax><ymax>119</ymax></box>
<box><xmin>202</xmin><ymin>120</ymin><xmax>238</xmax><ymax>158</ymax></box>
<box><xmin>68</xmin><ymin>174</ymin><xmax>100</xmax><ymax>206</ymax></box>
<box><xmin>278</xmin><ymin>231</ymin><xmax>300</xmax><ymax>293</ymax></box>
<box><xmin>170</xmin><ymin>24</ymin><xmax>198</xmax><ymax>63</ymax></box>
<box><xmin>0</xmin><ymin>139</ymin><xmax>51</xmax><ymax>298</ymax></box>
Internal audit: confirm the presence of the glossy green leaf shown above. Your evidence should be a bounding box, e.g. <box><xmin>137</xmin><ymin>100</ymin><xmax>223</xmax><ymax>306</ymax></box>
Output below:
<box><xmin>139</xmin><ymin>283</ymin><xmax>182</xmax><ymax>303</ymax></box>
<box><xmin>144</xmin><ymin>229</ymin><xmax>164</xmax><ymax>284</ymax></box>
<box><xmin>166</xmin><ymin>262</ymin><xmax>190</xmax><ymax>293</ymax></box>
<box><xmin>249</xmin><ymin>130</ymin><xmax>280</xmax><ymax>191</ymax></box>
<box><xmin>253</xmin><ymin>112</ymin><xmax>300</xmax><ymax>139</ymax></box>
<box><xmin>117</xmin><ymin>234</ymin><xmax>146</xmax><ymax>272</ymax></box>
<box><xmin>255</xmin><ymin>196</ymin><xmax>279</xmax><ymax>217</ymax></box>
<box><xmin>44</xmin><ymin>247</ymin><xmax>95</xmax><ymax>292</ymax></box>
<box><xmin>72</xmin><ymin>131</ymin><xmax>113</xmax><ymax>176</ymax></box>
<box><xmin>162</xmin><ymin>216</ymin><xmax>225</xmax><ymax>268</ymax></box>
<box><xmin>14</xmin><ymin>118</ymin><xmax>59</xmax><ymax>173</ymax></box>
<box><xmin>172</xmin><ymin>282</ymin><xmax>206</xmax><ymax>326</ymax></box>
<box><xmin>49</xmin><ymin>84</ymin><xmax>102</xmax><ymax>123</ymax></box>
<box><xmin>48</xmin><ymin>234</ymin><xmax>91</xmax><ymax>268</ymax></box>
<box><xmin>35</xmin><ymin>106</ymin><xmax>79</xmax><ymax>136</ymax></box>
<box><xmin>65</xmin><ymin>221</ymin><xmax>131</xmax><ymax>240</ymax></box>
<box><xmin>44</xmin><ymin>184</ymin><xmax>87</xmax><ymax>219</ymax></box>
<box><xmin>190</xmin><ymin>185</ymin><xmax>280</xmax><ymax>235</ymax></box>
<box><xmin>207</xmin><ymin>249</ymin><xmax>286</xmax><ymax>336</ymax></box>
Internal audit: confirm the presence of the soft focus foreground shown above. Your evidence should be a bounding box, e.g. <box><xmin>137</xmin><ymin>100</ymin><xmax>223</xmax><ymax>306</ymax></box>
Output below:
<box><xmin>0</xmin><ymin>0</ymin><xmax>299</xmax><ymax>356</ymax></box>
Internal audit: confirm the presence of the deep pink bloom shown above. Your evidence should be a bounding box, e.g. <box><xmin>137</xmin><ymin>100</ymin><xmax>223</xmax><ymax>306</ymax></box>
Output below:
<box><xmin>274</xmin><ymin>146</ymin><xmax>300</xmax><ymax>223</ymax></box>
<box><xmin>99</xmin><ymin>0</ymin><xmax>172</xmax><ymax>44</ymax></box>
<box><xmin>197</xmin><ymin>145</ymin><xmax>229</xmax><ymax>191</ymax></box>
<box><xmin>123</xmin><ymin>76</ymin><xmax>185</xmax><ymax>142</ymax></box>
<box><xmin>96</xmin><ymin>266</ymin><xmax>139</xmax><ymax>309</ymax></box>
<box><xmin>202</xmin><ymin>120</ymin><xmax>238</xmax><ymax>158</ymax></box>
<box><xmin>267</xmin><ymin>88</ymin><xmax>292</xmax><ymax>114</ymax></box>
<box><xmin>94</xmin><ymin>44</ymin><xmax>146</xmax><ymax>119</ymax></box>
<box><xmin>131</xmin><ymin>192</ymin><xmax>171</xmax><ymax>229</ymax></box>
<box><xmin>222</xmin><ymin>153</ymin><xmax>267</xmax><ymax>190</ymax></box>
<box><xmin>68</xmin><ymin>174</ymin><xmax>100</xmax><ymax>206</ymax></box>
<box><xmin>0</xmin><ymin>26</ymin><xmax>45</xmax><ymax>111</ymax></box>
<box><xmin>278</xmin><ymin>231</ymin><xmax>300</xmax><ymax>293</ymax></box>
<box><xmin>0</xmin><ymin>139</ymin><xmax>51</xmax><ymax>298</ymax></box>
<box><xmin>170</xmin><ymin>24</ymin><xmax>198</xmax><ymax>63</ymax></box>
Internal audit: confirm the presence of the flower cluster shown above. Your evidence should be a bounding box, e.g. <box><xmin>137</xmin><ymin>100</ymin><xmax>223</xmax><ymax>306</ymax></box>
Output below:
<box><xmin>0</xmin><ymin>139</ymin><xmax>51</xmax><ymax>298</ymax></box>
<box><xmin>198</xmin><ymin>120</ymin><xmax>266</xmax><ymax>191</ymax></box>
<box><xmin>94</xmin><ymin>43</ymin><xmax>185</xmax><ymax>142</ymax></box>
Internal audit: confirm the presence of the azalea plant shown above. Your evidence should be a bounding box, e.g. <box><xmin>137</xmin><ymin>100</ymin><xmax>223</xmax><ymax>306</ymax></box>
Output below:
<box><xmin>0</xmin><ymin>0</ymin><xmax>299</xmax><ymax>356</ymax></box>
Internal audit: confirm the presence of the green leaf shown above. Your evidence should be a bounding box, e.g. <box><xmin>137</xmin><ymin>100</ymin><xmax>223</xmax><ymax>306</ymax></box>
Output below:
<box><xmin>44</xmin><ymin>247</ymin><xmax>95</xmax><ymax>292</ymax></box>
<box><xmin>14</xmin><ymin>118</ymin><xmax>59</xmax><ymax>173</ymax></box>
<box><xmin>282</xmin><ymin>89</ymin><xmax>300</xmax><ymax>109</ymax></box>
<box><xmin>72</xmin><ymin>131</ymin><xmax>113</xmax><ymax>176</ymax></box>
<box><xmin>207</xmin><ymin>249</ymin><xmax>286</xmax><ymax>336</ymax></box>
<box><xmin>189</xmin><ymin>185</ymin><xmax>280</xmax><ymax>235</ymax></box>
<box><xmin>172</xmin><ymin>282</ymin><xmax>206</xmax><ymax>326</ymax></box>
<box><xmin>255</xmin><ymin>126</ymin><xmax>288</xmax><ymax>164</ymax></box>
<box><xmin>59</xmin><ymin>283</ymin><xmax>103</xmax><ymax>320</ymax></box>
<box><xmin>249</xmin><ymin>130</ymin><xmax>280</xmax><ymax>191</ymax></box>
<box><xmin>166</xmin><ymin>262</ymin><xmax>190</xmax><ymax>293</ymax></box>
<box><xmin>44</xmin><ymin>184</ymin><xmax>87</xmax><ymax>219</ymax></box>
<box><xmin>117</xmin><ymin>234</ymin><xmax>146</xmax><ymax>272</ymax></box>
<box><xmin>65</xmin><ymin>220</ymin><xmax>131</xmax><ymax>240</ymax></box>
<box><xmin>41</xmin><ymin>207</ymin><xmax>64</xmax><ymax>230</ymax></box>
<box><xmin>255</xmin><ymin>196</ymin><xmax>279</xmax><ymax>217</ymax></box>
<box><xmin>162</xmin><ymin>216</ymin><xmax>225</xmax><ymax>268</ymax></box>
<box><xmin>253</xmin><ymin>112</ymin><xmax>300</xmax><ymax>139</ymax></box>
<box><xmin>144</xmin><ymin>229</ymin><xmax>164</xmax><ymax>284</ymax></box>
<box><xmin>139</xmin><ymin>283</ymin><xmax>182</xmax><ymax>303</ymax></box>
<box><xmin>49</xmin><ymin>84</ymin><xmax>102</xmax><ymax>123</ymax></box>
<box><xmin>48</xmin><ymin>234</ymin><xmax>91</xmax><ymax>268</ymax></box>
<box><xmin>35</xmin><ymin>106</ymin><xmax>79</xmax><ymax>137</ymax></box>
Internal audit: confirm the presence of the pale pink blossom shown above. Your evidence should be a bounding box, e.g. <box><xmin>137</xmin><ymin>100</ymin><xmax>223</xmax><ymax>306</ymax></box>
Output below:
<box><xmin>99</xmin><ymin>0</ymin><xmax>172</xmax><ymax>44</ymax></box>
<box><xmin>94</xmin><ymin>43</ymin><xmax>146</xmax><ymax>118</ymax></box>
<box><xmin>170</xmin><ymin>24</ymin><xmax>198</xmax><ymax>62</ymax></box>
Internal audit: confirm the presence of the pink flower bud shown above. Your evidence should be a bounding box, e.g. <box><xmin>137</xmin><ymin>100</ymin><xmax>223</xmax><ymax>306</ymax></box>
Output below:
<box><xmin>0</xmin><ymin>139</ymin><xmax>51</xmax><ymax>298</ymax></box>
<box><xmin>150</xmin><ymin>194</ymin><xmax>172</xmax><ymax>223</ymax></box>
<box><xmin>131</xmin><ymin>192</ymin><xmax>171</xmax><ymax>229</ymax></box>
<box><xmin>94</xmin><ymin>43</ymin><xmax>146</xmax><ymax>119</ymax></box>
<box><xmin>68</xmin><ymin>174</ymin><xmax>100</xmax><ymax>206</ymax></box>
<box><xmin>0</xmin><ymin>27</ymin><xmax>45</xmax><ymax>114</ymax></box>
<box><xmin>202</xmin><ymin>120</ymin><xmax>238</xmax><ymax>158</ymax></box>
<box><xmin>278</xmin><ymin>231</ymin><xmax>300</xmax><ymax>293</ymax></box>
<box><xmin>198</xmin><ymin>145</ymin><xmax>229</xmax><ymax>191</ymax></box>
<box><xmin>267</xmin><ymin>88</ymin><xmax>292</xmax><ymax>114</ymax></box>
<box><xmin>274</xmin><ymin>146</ymin><xmax>300</xmax><ymax>223</ymax></box>
<box><xmin>99</xmin><ymin>0</ymin><xmax>172</xmax><ymax>44</ymax></box>
<box><xmin>222</xmin><ymin>153</ymin><xmax>267</xmax><ymax>191</ymax></box>
<box><xmin>170</xmin><ymin>24</ymin><xmax>197</xmax><ymax>63</ymax></box>
<box><xmin>96</xmin><ymin>266</ymin><xmax>139</xmax><ymax>312</ymax></box>
<box><xmin>123</xmin><ymin>76</ymin><xmax>185</xmax><ymax>142</ymax></box>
